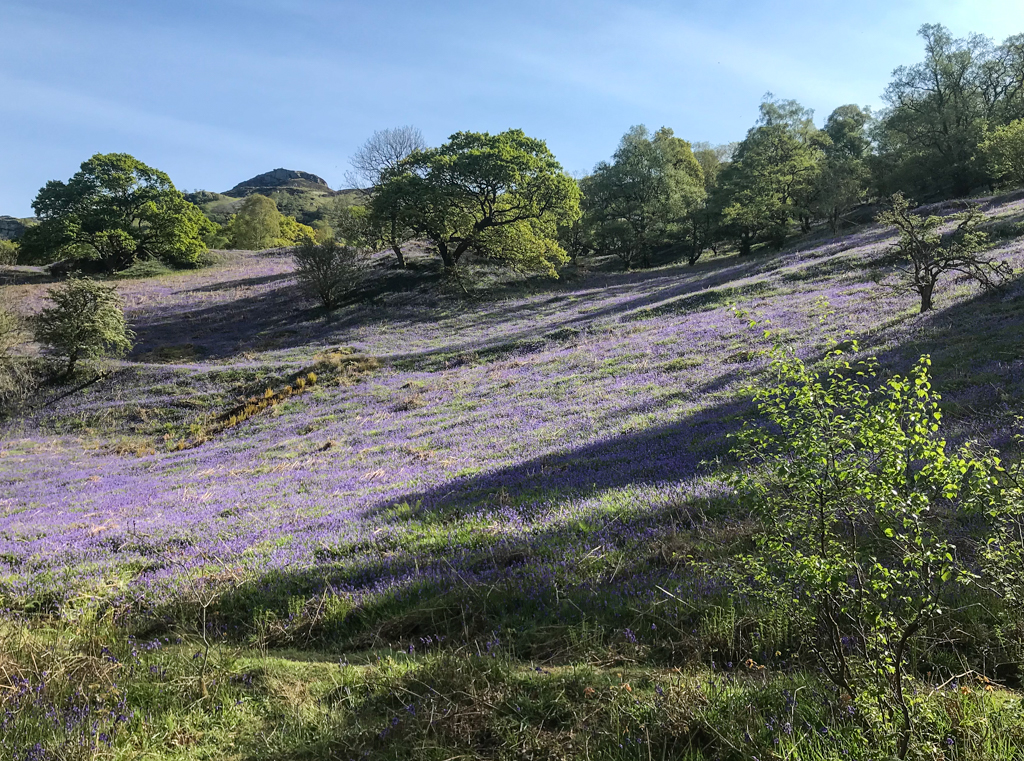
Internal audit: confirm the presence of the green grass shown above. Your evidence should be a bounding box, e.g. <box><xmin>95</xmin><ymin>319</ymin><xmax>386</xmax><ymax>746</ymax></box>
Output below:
<box><xmin>4</xmin><ymin>616</ymin><xmax>1022</xmax><ymax>760</ymax></box>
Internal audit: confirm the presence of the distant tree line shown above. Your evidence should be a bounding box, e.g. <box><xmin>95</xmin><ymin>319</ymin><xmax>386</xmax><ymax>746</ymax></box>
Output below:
<box><xmin>7</xmin><ymin>23</ymin><xmax>1023</xmax><ymax>294</ymax></box>
<box><xmin>342</xmin><ymin>24</ymin><xmax>1023</xmax><ymax>276</ymax></box>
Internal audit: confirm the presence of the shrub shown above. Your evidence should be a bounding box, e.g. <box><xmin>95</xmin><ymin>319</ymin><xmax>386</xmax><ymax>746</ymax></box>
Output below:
<box><xmin>0</xmin><ymin>239</ymin><xmax>18</xmax><ymax>265</ymax></box>
<box><xmin>0</xmin><ymin>307</ymin><xmax>30</xmax><ymax>412</ymax></box>
<box><xmin>730</xmin><ymin>347</ymin><xmax>1006</xmax><ymax>758</ymax></box>
<box><xmin>34</xmin><ymin>278</ymin><xmax>134</xmax><ymax>377</ymax></box>
<box><xmin>113</xmin><ymin>258</ymin><xmax>174</xmax><ymax>279</ymax></box>
<box><xmin>292</xmin><ymin>237</ymin><xmax>368</xmax><ymax>310</ymax></box>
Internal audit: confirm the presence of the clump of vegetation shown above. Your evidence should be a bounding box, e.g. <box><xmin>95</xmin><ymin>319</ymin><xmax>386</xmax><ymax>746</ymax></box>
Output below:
<box><xmin>0</xmin><ymin>306</ymin><xmax>31</xmax><ymax>412</ymax></box>
<box><xmin>876</xmin><ymin>193</ymin><xmax>1013</xmax><ymax>312</ymax></box>
<box><xmin>19</xmin><ymin>153</ymin><xmax>215</xmax><ymax>272</ymax></box>
<box><xmin>730</xmin><ymin>347</ymin><xmax>1017</xmax><ymax>758</ymax></box>
<box><xmin>348</xmin><ymin>125</ymin><xmax>426</xmax><ymax>267</ymax></box>
<box><xmin>982</xmin><ymin>118</ymin><xmax>1024</xmax><ymax>188</ymax></box>
<box><xmin>34</xmin><ymin>278</ymin><xmax>134</xmax><ymax>377</ymax></box>
<box><xmin>292</xmin><ymin>236</ymin><xmax>369</xmax><ymax>310</ymax></box>
<box><xmin>218</xmin><ymin>193</ymin><xmax>317</xmax><ymax>250</ymax></box>
<box><xmin>0</xmin><ymin>239</ymin><xmax>19</xmax><ymax>265</ymax></box>
<box><xmin>582</xmin><ymin>125</ymin><xmax>705</xmax><ymax>269</ymax></box>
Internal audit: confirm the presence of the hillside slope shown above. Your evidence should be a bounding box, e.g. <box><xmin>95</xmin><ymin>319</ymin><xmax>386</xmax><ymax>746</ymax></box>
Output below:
<box><xmin>2</xmin><ymin>194</ymin><xmax>1023</xmax><ymax>759</ymax></box>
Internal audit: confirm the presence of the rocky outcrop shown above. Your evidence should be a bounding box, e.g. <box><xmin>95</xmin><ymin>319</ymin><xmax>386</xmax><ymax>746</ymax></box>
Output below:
<box><xmin>0</xmin><ymin>216</ymin><xmax>31</xmax><ymax>240</ymax></box>
<box><xmin>224</xmin><ymin>169</ymin><xmax>332</xmax><ymax>197</ymax></box>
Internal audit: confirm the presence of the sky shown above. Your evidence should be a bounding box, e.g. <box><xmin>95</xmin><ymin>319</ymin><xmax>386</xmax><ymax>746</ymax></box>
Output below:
<box><xmin>2</xmin><ymin>0</ymin><xmax>1022</xmax><ymax>216</ymax></box>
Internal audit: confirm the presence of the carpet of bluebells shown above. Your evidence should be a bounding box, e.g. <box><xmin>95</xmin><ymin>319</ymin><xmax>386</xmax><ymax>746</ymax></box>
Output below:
<box><xmin>2</xmin><ymin>197</ymin><xmax>1024</xmax><ymax>760</ymax></box>
<box><xmin>2</xmin><ymin>197</ymin><xmax>1024</xmax><ymax>645</ymax></box>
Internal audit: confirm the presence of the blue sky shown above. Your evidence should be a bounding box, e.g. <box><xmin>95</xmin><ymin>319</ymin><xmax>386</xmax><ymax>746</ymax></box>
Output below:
<box><xmin>2</xmin><ymin>0</ymin><xmax>1021</xmax><ymax>216</ymax></box>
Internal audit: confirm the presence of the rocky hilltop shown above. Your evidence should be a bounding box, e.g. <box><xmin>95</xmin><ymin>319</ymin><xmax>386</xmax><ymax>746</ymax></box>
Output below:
<box><xmin>0</xmin><ymin>216</ymin><xmax>32</xmax><ymax>240</ymax></box>
<box><xmin>223</xmin><ymin>168</ymin><xmax>333</xmax><ymax>198</ymax></box>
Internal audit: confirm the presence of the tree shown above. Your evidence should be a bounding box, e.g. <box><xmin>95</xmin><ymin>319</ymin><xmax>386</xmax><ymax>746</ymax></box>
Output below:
<box><xmin>584</xmin><ymin>126</ymin><xmax>704</xmax><ymax>269</ymax></box>
<box><xmin>686</xmin><ymin>142</ymin><xmax>734</xmax><ymax>265</ymax></box>
<box><xmin>981</xmin><ymin>118</ymin><xmax>1024</xmax><ymax>187</ymax></box>
<box><xmin>372</xmin><ymin>129</ymin><xmax>580</xmax><ymax>276</ymax></box>
<box><xmin>349</xmin><ymin>126</ymin><xmax>427</xmax><ymax>188</ymax></box>
<box><xmin>731</xmin><ymin>348</ymin><xmax>1005</xmax><ymax>758</ymax></box>
<box><xmin>813</xmin><ymin>105</ymin><xmax>872</xmax><ymax>232</ymax></box>
<box><xmin>229</xmin><ymin>195</ymin><xmax>281</xmax><ymax>250</ymax></box>
<box><xmin>719</xmin><ymin>96</ymin><xmax>825</xmax><ymax>253</ymax></box>
<box><xmin>34</xmin><ymin>278</ymin><xmax>134</xmax><ymax>377</ymax></box>
<box><xmin>222</xmin><ymin>195</ymin><xmax>315</xmax><ymax>250</ymax></box>
<box><xmin>876</xmin><ymin>193</ymin><xmax>1012</xmax><ymax>312</ymax></box>
<box><xmin>350</xmin><ymin>126</ymin><xmax>426</xmax><ymax>268</ymax></box>
<box><xmin>20</xmin><ymin>153</ymin><xmax>215</xmax><ymax>271</ymax></box>
<box><xmin>293</xmin><ymin>237</ymin><xmax>368</xmax><ymax>310</ymax></box>
<box><xmin>875</xmin><ymin>25</ymin><xmax>1024</xmax><ymax>198</ymax></box>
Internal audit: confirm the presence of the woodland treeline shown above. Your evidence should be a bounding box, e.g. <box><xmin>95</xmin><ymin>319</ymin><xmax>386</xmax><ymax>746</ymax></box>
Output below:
<box><xmin>8</xmin><ymin>23</ymin><xmax>1024</xmax><ymax>277</ymax></box>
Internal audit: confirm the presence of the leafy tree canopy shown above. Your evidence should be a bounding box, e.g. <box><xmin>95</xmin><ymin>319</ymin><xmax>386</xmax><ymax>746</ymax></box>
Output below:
<box><xmin>719</xmin><ymin>96</ymin><xmax>826</xmax><ymax>252</ymax></box>
<box><xmin>221</xmin><ymin>194</ymin><xmax>316</xmax><ymax>250</ymax></box>
<box><xmin>371</xmin><ymin>129</ymin><xmax>580</xmax><ymax>275</ymax></box>
<box><xmin>20</xmin><ymin>153</ymin><xmax>215</xmax><ymax>272</ymax></box>
<box><xmin>876</xmin><ymin>24</ymin><xmax>1024</xmax><ymax>197</ymax></box>
<box><xmin>982</xmin><ymin>118</ymin><xmax>1024</xmax><ymax>187</ymax></box>
<box><xmin>583</xmin><ymin>126</ymin><xmax>705</xmax><ymax>268</ymax></box>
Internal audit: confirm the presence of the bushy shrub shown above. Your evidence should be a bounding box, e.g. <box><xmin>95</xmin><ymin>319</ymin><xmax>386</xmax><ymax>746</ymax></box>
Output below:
<box><xmin>0</xmin><ymin>307</ymin><xmax>30</xmax><ymax>411</ymax></box>
<box><xmin>730</xmin><ymin>347</ymin><xmax>1009</xmax><ymax>758</ymax></box>
<box><xmin>0</xmin><ymin>239</ymin><xmax>19</xmax><ymax>265</ymax></box>
<box><xmin>112</xmin><ymin>258</ymin><xmax>174</xmax><ymax>279</ymax></box>
<box><xmin>34</xmin><ymin>278</ymin><xmax>134</xmax><ymax>377</ymax></box>
<box><xmin>292</xmin><ymin>237</ymin><xmax>368</xmax><ymax>310</ymax></box>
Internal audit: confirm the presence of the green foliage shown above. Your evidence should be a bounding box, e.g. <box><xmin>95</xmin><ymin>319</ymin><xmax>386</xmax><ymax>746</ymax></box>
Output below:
<box><xmin>812</xmin><ymin>105</ymin><xmax>873</xmax><ymax>232</ymax></box>
<box><xmin>876</xmin><ymin>193</ymin><xmax>1013</xmax><ymax>312</ymax></box>
<box><xmin>19</xmin><ymin>153</ymin><xmax>215</xmax><ymax>271</ymax></box>
<box><xmin>0</xmin><ymin>306</ymin><xmax>30</xmax><ymax>413</ymax></box>
<box><xmin>292</xmin><ymin>237</ymin><xmax>368</xmax><ymax>310</ymax></box>
<box><xmin>719</xmin><ymin>96</ymin><xmax>826</xmax><ymax>253</ymax></box>
<box><xmin>371</xmin><ymin>129</ymin><xmax>580</xmax><ymax>276</ymax></box>
<box><xmin>0</xmin><ymin>239</ymin><xmax>19</xmax><ymax>265</ymax></box>
<box><xmin>982</xmin><ymin>420</ymin><xmax>1024</xmax><ymax>625</ymax></box>
<box><xmin>222</xmin><ymin>195</ymin><xmax>316</xmax><ymax>250</ymax></box>
<box><xmin>583</xmin><ymin>126</ymin><xmax>705</xmax><ymax>269</ymax></box>
<box><xmin>331</xmin><ymin>204</ymin><xmax>372</xmax><ymax>247</ymax></box>
<box><xmin>684</xmin><ymin>142</ymin><xmax>734</xmax><ymax>265</ymax></box>
<box><xmin>227</xmin><ymin>194</ymin><xmax>281</xmax><ymax>250</ymax></box>
<box><xmin>982</xmin><ymin>118</ymin><xmax>1024</xmax><ymax>187</ymax></box>
<box><xmin>34</xmin><ymin>278</ymin><xmax>134</xmax><ymax>376</ymax></box>
<box><xmin>277</xmin><ymin>213</ymin><xmax>316</xmax><ymax>247</ymax></box>
<box><xmin>730</xmin><ymin>348</ymin><xmax>1007</xmax><ymax>758</ymax></box>
<box><xmin>875</xmin><ymin>25</ymin><xmax>1024</xmax><ymax>198</ymax></box>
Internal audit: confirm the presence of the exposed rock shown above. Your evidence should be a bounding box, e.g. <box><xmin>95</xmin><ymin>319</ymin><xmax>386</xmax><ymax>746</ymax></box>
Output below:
<box><xmin>224</xmin><ymin>168</ymin><xmax>332</xmax><ymax>198</ymax></box>
<box><xmin>0</xmin><ymin>216</ymin><xmax>31</xmax><ymax>241</ymax></box>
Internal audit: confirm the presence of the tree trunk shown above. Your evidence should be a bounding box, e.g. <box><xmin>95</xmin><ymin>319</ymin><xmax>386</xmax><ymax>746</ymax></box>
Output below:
<box><xmin>389</xmin><ymin>218</ymin><xmax>407</xmax><ymax>268</ymax></box>
<box><xmin>918</xmin><ymin>282</ymin><xmax>934</xmax><ymax>313</ymax></box>
<box><xmin>436</xmin><ymin>241</ymin><xmax>456</xmax><ymax>269</ymax></box>
<box><xmin>391</xmin><ymin>242</ymin><xmax>406</xmax><ymax>268</ymax></box>
<box><xmin>739</xmin><ymin>232</ymin><xmax>752</xmax><ymax>256</ymax></box>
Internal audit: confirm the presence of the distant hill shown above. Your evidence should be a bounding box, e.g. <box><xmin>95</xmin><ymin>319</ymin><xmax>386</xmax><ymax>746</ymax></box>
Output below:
<box><xmin>185</xmin><ymin>169</ymin><xmax>365</xmax><ymax>227</ymax></box>
<box><xmin>223</xmin><ymin>168</ymin><xmax>333</xmax><ymax>198</ymax></box>
<box><xmin>0</xmin><ymin>216</ymin><xmax>36</xmax><ymax>241</ymax></box>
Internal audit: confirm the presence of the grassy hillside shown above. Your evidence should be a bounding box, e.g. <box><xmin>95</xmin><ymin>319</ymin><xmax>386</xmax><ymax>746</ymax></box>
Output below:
<box><xmin>186</xmin><ymin>187</ymin><xmax>364</xmax><ymax>227</ymax></box>
<box><xmin>2</xmin><ymin>194</ymin><xmax>1024</xmax><ymax>759</ymax></box>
